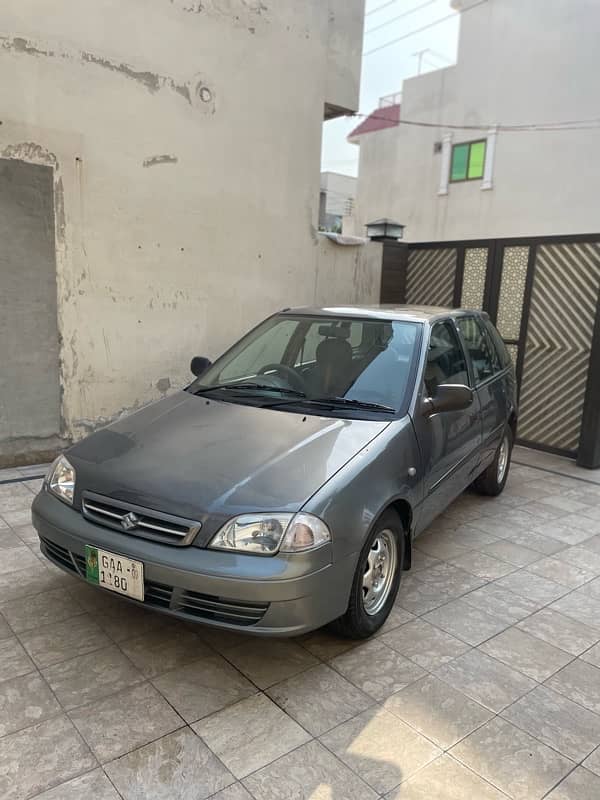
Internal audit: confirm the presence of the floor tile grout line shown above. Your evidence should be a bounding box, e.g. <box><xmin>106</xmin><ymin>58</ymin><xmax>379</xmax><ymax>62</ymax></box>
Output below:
<box><xmin>512</xmin><ymin>459</ymin><xmax>600</xmax><ymax>487</ymax></box>
<box><xmin>539</xmin><ymin>762</ymin><xmax>582</xmax><ymax>800</ymax></box>
<box><xmin>0</xmin><ymin>474</ymin><xmax>45</xmax><ymax>487</ymax></box>
<box><xmin>2</xmin><ymin>467</ymin><xmax>599</xmax><ymax>797</ymax></box>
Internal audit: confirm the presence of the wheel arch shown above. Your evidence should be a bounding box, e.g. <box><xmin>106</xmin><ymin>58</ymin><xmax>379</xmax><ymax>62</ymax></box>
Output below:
<box><xmin>383</xmin><ymin>498</ymin><xmax>413</xmax><ymax>571</ymax></box>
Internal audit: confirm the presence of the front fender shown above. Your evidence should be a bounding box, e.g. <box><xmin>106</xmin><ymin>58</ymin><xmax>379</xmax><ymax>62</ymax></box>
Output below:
<box><xmin>303</xmin><ymin>416</ymin><xmax>423</xmax><ymax>562</ymax></box>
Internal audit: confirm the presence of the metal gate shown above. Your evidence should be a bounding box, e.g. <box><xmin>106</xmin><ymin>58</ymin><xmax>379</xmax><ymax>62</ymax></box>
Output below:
<box><xmin>382</xmin><ymin>234</ymin><xmax>600</xmax><ymax>464</ymax></box>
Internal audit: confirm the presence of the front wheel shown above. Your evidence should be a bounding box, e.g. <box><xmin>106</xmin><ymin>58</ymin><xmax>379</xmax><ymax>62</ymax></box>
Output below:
<box><xmin>330</xmin><ymin>509</ymin><xmax>404</xmax><ymax>639</ymax></box>
<box><xmin>473</xmin><ymin>427</ymin><xmax>513</xmax><ymax>496</ymax></box>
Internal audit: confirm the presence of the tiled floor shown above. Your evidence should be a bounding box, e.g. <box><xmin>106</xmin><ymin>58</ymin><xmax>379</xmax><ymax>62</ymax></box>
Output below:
<box><xmin>1</xmin><ymin>454</ymin><xmax>600</xmax><ymax>799</ymax></box>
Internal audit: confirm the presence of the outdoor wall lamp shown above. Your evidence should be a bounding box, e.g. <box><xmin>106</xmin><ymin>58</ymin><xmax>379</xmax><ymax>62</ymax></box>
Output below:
<box><xmin>366</xmin><ymin>219</ymin><xmax>406</xmax><ymax>241</ymax></box>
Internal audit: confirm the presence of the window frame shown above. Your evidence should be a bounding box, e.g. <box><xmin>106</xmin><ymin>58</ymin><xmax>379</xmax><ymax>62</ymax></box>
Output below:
<box><xmin>450</xmin><ymin>139</ymin><xmax>487</xmax><ymax>183</ymax></box>
<box><xmin>455</xmin><ymin>315</ymin><xmax>505</xmax><ymax>387</ymax></box>
<box><xmin>424</xmin><ymin>319</ymin><xmax>470</xmax><ymax>396</ymax></box>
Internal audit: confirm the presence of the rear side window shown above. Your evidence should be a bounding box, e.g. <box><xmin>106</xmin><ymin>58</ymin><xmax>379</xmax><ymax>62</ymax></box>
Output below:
<box><xmin>484</xmin><ymin>319</ymin><xmax>512</xmax><ymax>369</ymax></box>
<box><xmin>456</xmin><ymin>316</ymin><xmax>500</xmax><ymax>384</ymax></box>
<box><xmin>424</xmin><ymin>321</ymin><xmax>469</xmax><ymax>395</ymax></box>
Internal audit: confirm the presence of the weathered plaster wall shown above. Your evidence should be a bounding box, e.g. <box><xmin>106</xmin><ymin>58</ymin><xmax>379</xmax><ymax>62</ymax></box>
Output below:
<box><xmin>0</xmin><ymin>0</ymin><xmax>367</xmax><ymax>446</ymax></box>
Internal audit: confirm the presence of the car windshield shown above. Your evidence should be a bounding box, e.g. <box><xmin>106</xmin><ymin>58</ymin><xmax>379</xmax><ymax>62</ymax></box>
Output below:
<box><xmin>189</xmin><ymin>314</ymin><xmax>421</xmax><ymax>416</ymax></box>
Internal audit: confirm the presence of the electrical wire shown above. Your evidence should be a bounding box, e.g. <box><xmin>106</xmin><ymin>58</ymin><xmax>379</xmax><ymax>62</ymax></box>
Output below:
<box><xmin>348</xmin><ymin>110</ymin><xmax>600</xmax><ymax>133</ymax></box>
<box><xmin>366</xmin><ymin>0</ymin><xmax>405</xmax><ymax>17</ymax></box>
<box><xmin>364</xmin><ymin>0</ymin><xmax>489</xmax><ymax>56</ymax></box>
<box><xmin>365</xmin><ymin>0</ymin><xmax>437</xmax><ymax>35</ymax></box>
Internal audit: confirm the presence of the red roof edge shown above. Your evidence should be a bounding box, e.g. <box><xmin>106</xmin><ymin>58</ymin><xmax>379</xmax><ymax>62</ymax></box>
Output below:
<box><xmin>348</xmin><ymin>104</ymin><xmax>401</xmax><ymax>141</ymax></box>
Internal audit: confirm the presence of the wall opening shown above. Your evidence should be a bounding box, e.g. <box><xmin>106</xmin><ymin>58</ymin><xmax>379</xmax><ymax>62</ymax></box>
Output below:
<box><xmin>0</xmin><ymin>158</ymin><xmax>63</xmax><ymax>467</ymax></box>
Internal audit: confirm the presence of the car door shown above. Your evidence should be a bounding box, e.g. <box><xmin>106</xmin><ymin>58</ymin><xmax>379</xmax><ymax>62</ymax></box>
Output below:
<box><xmin>456</xmin><ymin>315</ymin><xmax>508</xmax><ymax>469</ymax></box>
<box><xmin>411</xmin><ymin>319</ymin><xmax>483</xmax><ymax>532</ymax></box>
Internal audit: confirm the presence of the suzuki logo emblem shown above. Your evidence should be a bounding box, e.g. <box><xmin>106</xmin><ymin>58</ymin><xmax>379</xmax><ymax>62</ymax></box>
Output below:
<box><xmin>121</xmin><ymin>512</ymin><xmax>139</xmax><ymax>531</ymax></box>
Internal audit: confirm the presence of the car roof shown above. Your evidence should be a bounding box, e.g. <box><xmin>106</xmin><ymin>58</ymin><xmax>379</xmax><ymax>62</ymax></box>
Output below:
<box><xmin>280</xmin><ymin>304</ymin><xmax>487</xmax><ymax>323</ymax></box>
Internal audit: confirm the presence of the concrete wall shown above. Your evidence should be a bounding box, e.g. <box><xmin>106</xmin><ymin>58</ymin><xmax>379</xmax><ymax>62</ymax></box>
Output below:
<box><xmin>315</xmin><ymin>237</ymin><xmax>382</xmax><ymax>304</ymax></box>
<box><xmin>355</xmin><ymin>0</ymin><xmax>600</xmax><ymax>242</ymax></box>
<box><xmin>0</xmin><ymin>0</ymin><xmax>369</xmax><ymax>455</ymax></box>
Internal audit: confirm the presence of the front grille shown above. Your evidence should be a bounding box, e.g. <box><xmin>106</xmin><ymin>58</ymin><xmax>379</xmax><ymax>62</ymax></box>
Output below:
<box><xmin>40</xmin><ymin>536</ymin><xmax>80</xmax><ymax>574</ymax></box>
<box><xmin>144</xmin><ymin>580</ymin><xmax>173</xmax><ymax>608</ymax></box>
<box><xmin>81</xmin><ymin>491</ymin><xmax>201</xmax><ymax>546</ymax></box>
<box><xmin>40</xmin><ymin>536</ymin><xmax>269</xmax><ymax>626</ymax></box>
<box><xmin>177</xmin><ymin>590</ymin><xmax>269</xmax><ymax>626</ymax></box>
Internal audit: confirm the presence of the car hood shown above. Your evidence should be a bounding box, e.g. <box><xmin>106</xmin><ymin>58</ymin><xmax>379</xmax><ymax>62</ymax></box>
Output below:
<box><xmin>67</xmin><ymin>391</ymin><xmax>389</xmax><ymax>536</ymax></box>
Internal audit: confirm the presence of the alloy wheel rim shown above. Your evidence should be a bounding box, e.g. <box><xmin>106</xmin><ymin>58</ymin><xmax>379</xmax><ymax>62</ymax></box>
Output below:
<box><xmin>362</xmin><ymin>529</ymin><xmax>397</xmax><ymax>616</ymax></box>
<box><xmin>497</xmin><ymin>435</ymin><xmax>509</xmax><ymax>483</ymax></box>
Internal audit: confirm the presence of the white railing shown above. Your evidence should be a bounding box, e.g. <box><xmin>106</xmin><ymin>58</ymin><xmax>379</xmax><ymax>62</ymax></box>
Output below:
<box><xmin>379</xmin><ymin>91</ymin><xmax>402</xmax><ymax>108</ymax></box>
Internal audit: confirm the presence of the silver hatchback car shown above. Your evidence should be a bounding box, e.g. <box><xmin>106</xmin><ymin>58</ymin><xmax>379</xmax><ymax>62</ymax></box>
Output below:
<box><xmin>33</xmin><ymin>306</ymin><xmax>517</xmax><ymax>638</ymax></box>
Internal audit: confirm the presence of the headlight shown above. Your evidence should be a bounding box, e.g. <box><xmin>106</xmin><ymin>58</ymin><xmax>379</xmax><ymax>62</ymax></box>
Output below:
<box><xmin>47</xmin><ymin>455</ymin><xmax>76</xmax><ymax>505</ymax></box>
<box><xmin>209</xmin><ymin>512</ymin><xmax>330</xmax><ymax>555</ymax></box>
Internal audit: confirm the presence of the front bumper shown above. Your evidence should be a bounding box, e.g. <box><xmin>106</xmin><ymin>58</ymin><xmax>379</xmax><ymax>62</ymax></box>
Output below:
<box><xmin>32</xmin><ymin>490</ymin><xmax>356</xmax><ymax>636</ymax></box>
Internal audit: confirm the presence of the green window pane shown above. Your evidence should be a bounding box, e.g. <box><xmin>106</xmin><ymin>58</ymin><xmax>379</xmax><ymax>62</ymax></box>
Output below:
<box><xmin>468</xmin><ymin>141</ymin><xmax>486</xmax><ymax>179</ymax></box>
<box><xmin>451</xmin><ymin>144</ymin><xmax>468</xmax><ymax>181</ymax></box>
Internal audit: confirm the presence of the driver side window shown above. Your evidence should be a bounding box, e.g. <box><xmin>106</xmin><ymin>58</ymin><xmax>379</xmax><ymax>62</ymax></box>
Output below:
<box><xmin>425</xmin><ymin>321</ymin><xmax>468</xmax><ymax>396</ymax></box>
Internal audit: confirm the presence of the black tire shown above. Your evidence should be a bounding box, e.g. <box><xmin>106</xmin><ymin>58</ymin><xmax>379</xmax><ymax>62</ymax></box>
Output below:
<box><xmin>330</xmin><ymin>509</ymin><xmax>404</xmax><ymax>639</ymax></box>
<box><xmin>473</xmin><ymin>427</ymin><xmax>513</xmax><ymax>496</ymax></box>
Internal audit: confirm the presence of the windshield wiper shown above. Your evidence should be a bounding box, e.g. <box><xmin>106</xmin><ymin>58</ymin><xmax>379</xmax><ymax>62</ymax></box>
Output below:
<box><xmin>263</xmin><ymin>395</ymin><xmax>396</xmax><ymax>413</ymax></box>
<box><xmin>193</xmin><ymin>383</ymin><xmax>306</xmax><ymax>397</ymax></box>
<box><xmin>308</xmin><ymin>396</ymin><xmax>396</xmax><ymax>413</ymax></box>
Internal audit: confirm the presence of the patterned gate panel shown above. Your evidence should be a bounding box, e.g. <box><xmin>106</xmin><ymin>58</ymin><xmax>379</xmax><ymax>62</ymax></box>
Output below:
<box><xmin>460</xmin><ymin>247</ymin><xmax>488</xmax><ymax>309</ymax></box>
<box><xmin>519</xmin><ymin>242</ymin><xmax>600</xmax><ymax>453</ymax></box>
<box><xmin>406</xmin><ymin>248</ymin><xmax>457</xmax><ymax>306</ymax></box>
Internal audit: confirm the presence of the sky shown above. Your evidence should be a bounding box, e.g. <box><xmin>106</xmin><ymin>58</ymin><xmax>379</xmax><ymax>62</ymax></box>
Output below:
<box><xmin>321</xmin><ymin>0</ymin><xmax>461</xmax><ymax>176</ymax></box>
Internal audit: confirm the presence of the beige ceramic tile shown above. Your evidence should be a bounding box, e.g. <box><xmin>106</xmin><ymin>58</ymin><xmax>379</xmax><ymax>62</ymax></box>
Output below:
<box><xmin>243</xmin><ymin>739</ymin><xmax>378</xmax><ymax>800</ymax></box>
<box><xmin>118</xmin><ymin>625</ymin><xmax>212</xmax><ymax>678</ymax></box>
<box><xmin>69</xmin><ymin>682</ymin><xmax>184</xmax><ymax>762</ymax></box>
<box><xmin>423</xmin><ymin>598</ymin><xmax>509</xmax><ymax>646</ymax></box>
<box><xmin>0</xmin><ymin>715</ymin><xmax>97</xmax><ymax>800</ymax></box>
<box><xmin>451</xmin><ymin>717</ymin><xmax>574</xmax><ymax>800</ymax></box>
<box><xmin>381</xmin><ymin>618</ymin><xmax>470</xmax><ymax>671</ymax></box>
<box><xmin>517</xmin><ymin>608</ymin><xmax>600</xmax><ymax>656</ymax></box>
<box><xmin>479</xmin><ymin>626</ymin><xmax>573</xmax><ymax>681</ymax></box>
<box><xmin>330</xmin><ymin>638</ymin><xmax>425</xmax><ymax>701</ymax></box>
<box><xmin>43</xmin><ymin>645</ymin><xmax>143</xmax><ymax>710</ymax></box>
<box><xmin>0</xmin><ymin>635</ymin><xmax>35</xmax><ymax>681</ymax></box>
<box><xmin>193</xmin><ymin>693</ymin><xmax>310</xmax><ymax>779</ymax></box>
<box><xmin>224</xmin><ymin>637</ymin><xmax>318</xmax><ymax>689</ymax></box>
<box><xmin>546</xmin><ymin>767</ymin><xmax>600</xmax><ymax>800</ymax></box>
<box><xmin>0</xmin><ymin>671</ymin><xmax>61</xmax><ymax>736</ymax></box>
<box><xmin>545</xmin><ymin>659</ymin><xmax>600</xmax><ymax>714</ymax></box>
<box><xmin>502</xmin><ymin>685</ymin><xmax>600</xmax><ymax>762</ymax></box>
<box><xmin>105</xmin><ymin>728</ymin><xmax>234</xmax><ymax>800</ymax></box>
<box><xmin>31</xmin><ymin>769</ymin><xmax>121</xmax><ymax>799</ymax></box>
<box><xmin>0</xmin><ymin>586</ymin><xmax>84</xmax><ymax>632</ymax></box>
<box><xmin>435</xmin><ymin>649</ymin><xmax>536</xmax><ymax>712</ymax></box>
<box><xmin>385</xmin><ymin>754</ymin><xmax>508</xmax><ymax>799</ymax></box>
<box><xmin>321</xmin><ymin>707</ymin><xmax>441</xmax><ymax>795</ymax></box>
<box><xmin>266</xmin><ymin>663</ymin><xmax>373</xmax><ymax>735</ymax></box>
<box><xmin>151</xmin><ymin>651</ymin><xmax>257</xmax><ymax>722</ymax></box>
<box><xmin>385</xmin><ymin>674</ymin><xmax>493</xmax><ymax>749</ymax></box>
<box><xmin>20</xmin><ymin>612</ymin><xmax>112</xmax><ymax>668</ymax></box>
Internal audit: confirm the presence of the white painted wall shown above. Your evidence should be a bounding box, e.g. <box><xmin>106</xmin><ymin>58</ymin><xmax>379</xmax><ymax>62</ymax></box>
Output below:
<box><xmin>355</xmin><ymin>0</ymin><xmax>600</xmax><ymax>242</ymax></box>
<box><xmin>0</xmin><ymin>0</ymin><xmax>369</xmax><ymax>444</ymax></box>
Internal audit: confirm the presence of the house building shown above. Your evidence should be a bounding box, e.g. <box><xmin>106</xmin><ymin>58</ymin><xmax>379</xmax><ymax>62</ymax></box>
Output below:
<box><xmin>350</xmin><ymin>0</ymin><xmax>600</xmax><ymax>242</ymax></box>
<box><xmin>349</xmin><ymin>0</ymin><xmax>600</xmax><ymax>468</ymax></box>
<box><xmin>319</xmin><ymin>171</ymin><xmax>357</xmax><ymax>232</ymax></box>
<box><xmin>0</xmin><ymin>0</ymin><xmax>382</xmax><ymax>467</ymax></box>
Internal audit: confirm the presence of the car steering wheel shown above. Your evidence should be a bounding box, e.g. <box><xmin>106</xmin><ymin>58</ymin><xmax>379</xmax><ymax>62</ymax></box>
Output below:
<box><xmin>258</xmin><ymin>364</ymin><xmax>306</xmax><ymax>394</ymax></box>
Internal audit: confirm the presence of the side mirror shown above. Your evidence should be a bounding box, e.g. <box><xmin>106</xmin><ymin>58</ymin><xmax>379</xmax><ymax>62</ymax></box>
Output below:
<box><xmin>423</xmin><ymin>384</ymin><xmax>473</xmax><ymax>416</ymax></box>
<box><xmin>190</xmin><ymin>356</ymin><xmax>212</xmax><ymax>377</ymax></box>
